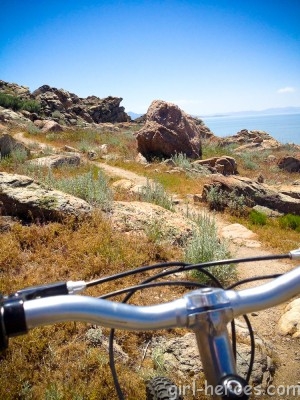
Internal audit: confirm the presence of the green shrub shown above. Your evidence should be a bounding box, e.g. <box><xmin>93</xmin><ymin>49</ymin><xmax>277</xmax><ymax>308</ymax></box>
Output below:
<box><xmin>249</xmin><ymin>209</ymin><xmax>267</xmax><ymax>225</ymax></box>
<box><xmin>279</xmin><ymin>214</ymin><xmax>300</xmax><ymax>232</ymax></box>
<box><xmin>184</xmin><ymin>212</ymin><xmax>236</xmax><ymax>286</ymax></box>
<box><xmin>139</xmin><ymin>179</ymin><xmax>174</xmax><ymax>211</ymax></box>
<box><xmin>22</xmin><ymin>99</ymin><xmax>41</xmax><ymax>113</ymax></box>
<box><xmin>0</xmin><ymin>92</ymin><xmax>40</xmax><ymax>113</ymax></box>
<box><xmin>0</xmin><ymin>92</ymin><xmax>23</xmax><ymax>110</ymax></box>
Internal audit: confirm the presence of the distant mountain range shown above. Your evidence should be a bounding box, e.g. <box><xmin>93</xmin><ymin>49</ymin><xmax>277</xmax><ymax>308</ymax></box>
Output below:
<box><xmin>128</xmin><ymin>107</ymin><xmax>300</xmax><ymax>120</ymax></box>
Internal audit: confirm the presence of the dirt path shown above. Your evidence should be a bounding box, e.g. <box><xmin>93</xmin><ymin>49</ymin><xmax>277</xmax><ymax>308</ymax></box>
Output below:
<box><xmin>14</xmin><ymin>132</ymin><xmax>300</xmax><ymax>395</ymax></box>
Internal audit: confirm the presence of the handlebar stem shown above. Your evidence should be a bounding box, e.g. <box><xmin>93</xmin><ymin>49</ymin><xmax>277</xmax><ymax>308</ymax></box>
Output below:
<box><xmin>185</xmin><ymin>288</ymin><xmax>238</xmax><ymax>399</ymax></box>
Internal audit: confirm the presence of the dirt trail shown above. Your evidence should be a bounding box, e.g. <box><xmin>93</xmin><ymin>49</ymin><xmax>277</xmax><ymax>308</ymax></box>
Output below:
<box><xmin>14</xmin><ymin>132</ymin><xmax>300</xmax><ymax>394</ymax></box>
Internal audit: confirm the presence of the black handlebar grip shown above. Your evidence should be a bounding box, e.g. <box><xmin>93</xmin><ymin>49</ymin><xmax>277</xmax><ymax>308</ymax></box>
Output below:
<box><xmin>0</xmin><ymin>294</ymin><xmax>28</xmax><ymax>351</ymax></box>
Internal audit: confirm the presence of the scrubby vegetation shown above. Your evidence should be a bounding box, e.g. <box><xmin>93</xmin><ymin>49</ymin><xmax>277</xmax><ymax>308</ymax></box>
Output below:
<box><xmin>0</xmin><ymin>92</ymin><xmax>41</xmax><ymax>113</ymax></box>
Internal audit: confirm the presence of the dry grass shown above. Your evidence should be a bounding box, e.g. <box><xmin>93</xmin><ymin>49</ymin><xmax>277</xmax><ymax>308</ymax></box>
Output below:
<box><xmin>0</xmin><ymin>212</ymin><xmax>190</xmax><ymax>400</ymax></box>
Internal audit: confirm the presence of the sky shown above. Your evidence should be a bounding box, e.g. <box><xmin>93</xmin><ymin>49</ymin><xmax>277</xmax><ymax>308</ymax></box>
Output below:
<box><xmin>1</xmin><ymin>0</ymin><xmax>300</xmax><ymax>116</ymax></box>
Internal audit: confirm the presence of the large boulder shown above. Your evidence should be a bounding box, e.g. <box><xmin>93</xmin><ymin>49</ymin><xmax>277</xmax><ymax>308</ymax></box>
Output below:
<box><xmin>202</xmin><ymin>175</ymin><xmax>300</xmax><ymax>214</ymax></box>
<box><xmin>135</xmin><ymin>100</ymin><xmax>203</xmax><ymax>160</ymax></box>
<box><xmin>34</xmin><ymin>119</ymin><xmax>63</xmax><ymax>133</ymax></box>
<box><xmin>0</xmin><ymin>172</ymin><xmax>92</xmax><ymax>221</ymax></box>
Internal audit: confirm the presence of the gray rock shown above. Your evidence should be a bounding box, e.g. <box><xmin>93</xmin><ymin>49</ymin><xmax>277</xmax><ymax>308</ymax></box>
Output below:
<box><xmin>192</xmin><ymin>156</ymin><xmax>237</xmax><ymax>175</ymax></box>
<box><xmin>34</xmin><ymin>119</ymin><xmax>63</xmax><ymax>133</ymax></box>
<box><xmin>109</xmin><ymin>200</ymin><xmax>196</xmax><ymax>246</ymax></box>
<box><xmin>149</xmin><ymin>319</ymin><xmax>276</xmax><ymax>391</ymax></box>
<box><xmin>28</xmin><ymin>153</ymin><xmax>81</xmax><ymax>168</ymax></box>
<box><xmin>0</xmin><ymin>172</ymin><xmax>92</xmax><ymax>221</ymax></box>
<box><xmin>278</xmin><ymin>298</ymin><xmax>300</xmax><ymax>338</ymax></box>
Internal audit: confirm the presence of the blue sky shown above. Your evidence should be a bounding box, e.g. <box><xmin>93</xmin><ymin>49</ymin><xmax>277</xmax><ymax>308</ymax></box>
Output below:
<box><xmin>1</xmin><ymin>0</ymin><xmax>300</xmax><ymax>115</ymax></box>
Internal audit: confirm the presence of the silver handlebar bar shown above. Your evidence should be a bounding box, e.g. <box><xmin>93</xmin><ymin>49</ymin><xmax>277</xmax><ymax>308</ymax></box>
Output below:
<box><xmin>24</xmin><ymin>264</ymin><xmax>300</xmax><ymax>332</ymax></box>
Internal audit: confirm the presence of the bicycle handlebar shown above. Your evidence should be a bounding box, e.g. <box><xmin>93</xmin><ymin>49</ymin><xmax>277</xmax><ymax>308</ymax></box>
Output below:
<box><xmin>1</xmin><ymin>263</ymin><xmax>299</xmax><ymax>339</ymax></box>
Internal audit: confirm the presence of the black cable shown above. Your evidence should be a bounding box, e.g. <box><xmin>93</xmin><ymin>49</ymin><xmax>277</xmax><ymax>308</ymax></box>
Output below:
<box><xmin>86</xmin><ymin>261</ymin><xmax>188</xmax><ymax>288</ymax></box>
<box><xmin>227</xmin><ymin>274</ymin><xmax>282</xmax><ymax>289</ymax></box>
<box><xmin>100</xmin><ymin>280</ymin><xmax>208</xmax><ymax>300</ymax></box>
<box><xmin>87</xmin><ymin>253</ymin><xmax>289</xmax><ymax>288</ymax></box>
<box><xmin>243</xmin><ymin>314</ymin><xmax>255</xmax><ymax>383</ymax></box>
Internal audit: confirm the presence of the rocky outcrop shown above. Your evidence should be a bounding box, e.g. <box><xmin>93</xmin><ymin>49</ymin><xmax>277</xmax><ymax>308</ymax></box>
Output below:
<box><xmin>0</xmin><ymin>80</ymin><xmax>130</xmax><ymax>126</ymax></box>
<box><xmin>0</xmin><ymin>132</ymin><xmax>30</xmax><ymax>158</ymax></box>
<box><xmin>192</xmin><ymin>156</ymin><xmax>237</xmax><ymax>175</ymax></box>
<box><xmin>0</xmin><ymin>80</ymin><xmax>31</xmax><ymax>99</ymax></box>
<box><xmin>277</xmin><ymin>155</ymin><xmax>300</xmax><ymax>172</ymax></box>
<box><xmin>202</xmin><ymin>175</ymin><xmax>300</xmax><ymax>214</ymax></box>
<box><xmin>135</xmin><ymin>100</ymin><xmax>204</xmax><ymax>160</ymax></box>
<box><xmin>0</xmin><ymin>172</ymin><xmax>92</xmax><ymax>221</ymax></box>
<box><xmin>220</xmin><ymin>129</ymin><xmax>282</xmax><ymax>152</ymax></box>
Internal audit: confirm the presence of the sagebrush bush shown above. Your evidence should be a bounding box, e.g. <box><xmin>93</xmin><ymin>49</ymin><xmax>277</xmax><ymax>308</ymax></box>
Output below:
<box><xmin>139</xmin><ymin>179</ymin><xmax>174</xmax><ymax>211</ymax></box>
<box><xmin>205</xmin><ymin>187</ymin><xmax>247</xmax><ymax>216</ymax></box>
<box><xmin>184</xmin><ymin>212</ymin><xmax>236</xmax><ymax>286</ymax></box>
<box><xmin>45</xmin><ymin>169</ymin><xmax>113</xmax><ymax>210</ymax></box>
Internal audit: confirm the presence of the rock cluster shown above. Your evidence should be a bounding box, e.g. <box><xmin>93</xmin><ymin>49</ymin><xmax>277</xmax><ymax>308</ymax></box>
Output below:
<box><xmin>0</xmin><ymin>80</ymin><xmax>130</xmax><ymax>126</ymax></box>
<box><xmin>135</xmin><ymin>100</ymin><xmax>209</xmax><ymax>160</ymax></box>
<box><xmin>220</xmin><ymin>129</ymin><xmax>282</xmax><ymax>152</ymax></box>
<box><xmin>192</xmin><ymin>156</ymin><xmax>237</xmax><ymax>175</ymax></box>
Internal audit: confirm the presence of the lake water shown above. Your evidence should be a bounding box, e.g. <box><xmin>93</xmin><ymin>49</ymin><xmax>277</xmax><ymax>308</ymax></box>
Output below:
<box><xmin>201</xmin><ymin>113</ymin><xmax>300</xmax><ymax>145</ymax></box>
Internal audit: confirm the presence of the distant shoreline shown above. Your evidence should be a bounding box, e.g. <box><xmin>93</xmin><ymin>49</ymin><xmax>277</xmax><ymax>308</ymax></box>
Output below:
<box><xmin>201</xmin><ymin>113</ymin><xmax>300</xmax><ymax>145</ymax></box>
